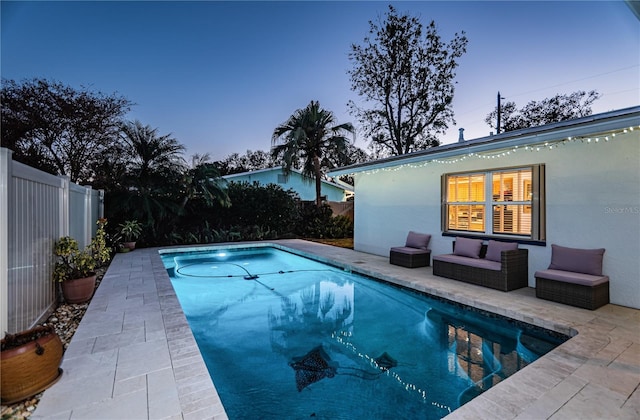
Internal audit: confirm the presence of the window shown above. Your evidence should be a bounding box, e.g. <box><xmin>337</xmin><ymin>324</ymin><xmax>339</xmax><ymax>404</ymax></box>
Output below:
<box><xmin>446</xmin><ymin>173</ymin><xmax>485</xmax><ymax>232</ymax></box>
<box><xmin>442</xmin><ymin>165</ymin><xmax>545</xmax><ymax>241</ymax></box>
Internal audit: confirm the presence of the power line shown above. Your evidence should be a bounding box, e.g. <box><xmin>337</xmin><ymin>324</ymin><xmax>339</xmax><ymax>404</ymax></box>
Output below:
<box><xmin>506</xmin><ymin>65</ymin><xmax>639</xmax><ymax>100</ymax></box>
<box><xmin>454</xmin><ymin>65</ymin><xmax>639</xmax><ymax>118</ymax></box>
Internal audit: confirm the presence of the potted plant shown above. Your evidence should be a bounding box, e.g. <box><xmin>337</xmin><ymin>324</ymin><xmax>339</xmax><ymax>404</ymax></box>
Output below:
<box><xmin>111</xmin><ymin>233</ymin><xmax>130</xmax><ymax>253</ymax></box>
<box><xmin>115</xmin><ymin>238</ymin><xmax>131</xmax><ymax>253</ymax></box>
<box><xmin>53</xmin><ymin>236</ymin><xmax>97</xmax><ymax>304</ymax></box>
<box><xmin>118</xmin><ymin>220</ymin><xmax>143</xmax><ymax>251</ymax></box>
<box><xmin>1</xmin><ymin>325</ymin><xmax>63</xmax><ymax>404</ymax></box>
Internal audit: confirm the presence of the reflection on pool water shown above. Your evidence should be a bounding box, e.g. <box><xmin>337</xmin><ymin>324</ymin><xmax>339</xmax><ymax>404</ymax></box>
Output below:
<box><xmin>161</xmin><ymin>246</ymin><xmax>567</xmax><ymax>419</ymax></box>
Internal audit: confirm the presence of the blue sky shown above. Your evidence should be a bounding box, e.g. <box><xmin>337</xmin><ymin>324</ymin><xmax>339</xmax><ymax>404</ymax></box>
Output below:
<box><xmin>2</xmin><ymin>1</ymin><xmax>638</xmax><ymax>160</ymax></box>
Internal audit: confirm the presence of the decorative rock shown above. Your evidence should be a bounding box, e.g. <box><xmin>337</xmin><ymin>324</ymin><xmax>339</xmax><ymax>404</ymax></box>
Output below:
<box><xmin>0</xmin><ymin>266</ymin><xmax>107</xmax><ymax>418</ymax></box>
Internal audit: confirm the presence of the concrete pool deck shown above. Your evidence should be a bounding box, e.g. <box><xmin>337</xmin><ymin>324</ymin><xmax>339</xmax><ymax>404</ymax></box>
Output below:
<box><xmin>32</xmin><ymin>239</ymin><xmax>640</xmax><ymax>419</ymax></box>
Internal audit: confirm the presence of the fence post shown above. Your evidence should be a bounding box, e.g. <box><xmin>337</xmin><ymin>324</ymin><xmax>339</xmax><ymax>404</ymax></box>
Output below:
<box><xmin>99</xmin><ymin>189</ymin><xmax>105</xmax><ymax>219</ymax></box>
<box><xmin>0</xmin><ymin>148</ymin><xmax>12</xmax><ymax>335</ymax></box>
<box><xmin>60</xmin><ymin>176</ymin><xmax>70</xmax><ymax>239</ymax></box>
<box><xmin>83</xmin><ymin>185</ymin><xmax>92</xmax><ymax>247</ymax></box>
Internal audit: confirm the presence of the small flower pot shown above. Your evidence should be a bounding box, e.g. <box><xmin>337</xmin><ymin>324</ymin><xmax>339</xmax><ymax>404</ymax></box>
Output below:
<box><xmin>123</xmin><ymin>241</ymin><xmax>136</xmax><ymax>251</ymax></box>
<box><xmin>1</xmin><ymin>326</ymin><xmax>63</xmax><ymax>404</ymax></box>
<box><xmin>61</xmin><ymin>273</ymin><xmax>97</xmax><ymax>304</ymax></box>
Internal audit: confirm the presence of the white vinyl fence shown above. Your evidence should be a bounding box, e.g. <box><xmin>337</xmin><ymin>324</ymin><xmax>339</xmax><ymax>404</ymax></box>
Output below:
<box><xmin>1</xmin><ymin>148</ymin><xmax>104</xmax><ymax>334</ymax></box>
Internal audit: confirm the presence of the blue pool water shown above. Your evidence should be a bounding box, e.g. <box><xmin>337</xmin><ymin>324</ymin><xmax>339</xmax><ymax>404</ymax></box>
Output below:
<box><xmin>161</xmin><ymin>246</ymin><xmax>566</xmax><ymax>419</ymax></box>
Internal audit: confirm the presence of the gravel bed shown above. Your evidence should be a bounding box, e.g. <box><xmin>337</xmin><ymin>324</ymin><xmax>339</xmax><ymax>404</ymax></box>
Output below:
<box><xmin>1</xmin><ymin>267</ymin><xmax>107</xmax><ymax>419</ymax></box>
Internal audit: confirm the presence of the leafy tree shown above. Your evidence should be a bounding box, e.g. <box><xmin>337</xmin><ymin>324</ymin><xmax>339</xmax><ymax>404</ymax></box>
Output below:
<box><xmin>90</xmin><ymin>140</ymin><xmax>130</xmax><ymax>192</ymax></box>
<box><xmin>485</xmin><ymin>91</ymin><xmax>601</xmax><ymax>133</ymax></box>
<box><xmin>0</xmin><ymin>78</ymin><xmax>131</xmax><ymax>183</ymax></box>
<box><xmin>323</xmin><ymin>143</ymin><xmax>370</xmax><ymax>170</ymax></box>
<box><xmin>272</xmin><ymin>101</ymin><xmax>355</xmax><ymax>207</ymax></box>
<box><xmin>326</xmin><ymin>143</ymin><xmax>371</xmax><ymax>186</ymax></box>
<box><xmin>216</xmin><ymin>149</ymin><xmax>278</xmax><ymax>175</ymax></box>
<box><xmin>348</xmin><ymin>5</ymin><xmax>468</xmax><ymax>157</ymax></box>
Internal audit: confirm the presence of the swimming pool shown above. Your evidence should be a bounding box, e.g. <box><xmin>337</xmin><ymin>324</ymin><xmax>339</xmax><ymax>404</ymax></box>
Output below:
<box><xmin>161</xmin><ymin>245</ymin><xmax>566</xmax><ymax>419</ymax></box>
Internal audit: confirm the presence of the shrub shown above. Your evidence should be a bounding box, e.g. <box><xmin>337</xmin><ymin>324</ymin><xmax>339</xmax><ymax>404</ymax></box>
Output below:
<box><xmin>90</xmin><ymin>218</ymin><xmax>111</xmax><ymax>266</ymax></box>
<box><xmin>297</xmin><ymin>203</ymin><xmax>354</xmax><ymax>239</ymax></box>
<box><xmin>53</xmin><ymin>237</ymin><xmax>96</xmax><ymax>282</ymax></box>
<box><xmin>213</xmin><ymin>181</ymin><xmax>301</xmax><ymax>237</ymax></box>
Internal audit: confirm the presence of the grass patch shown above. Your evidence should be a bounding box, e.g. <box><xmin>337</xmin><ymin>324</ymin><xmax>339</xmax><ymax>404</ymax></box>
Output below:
<box><xmin>305</xmin><ymin>238</ymin><xmax>353</xmax><ymax>249</ymax></box>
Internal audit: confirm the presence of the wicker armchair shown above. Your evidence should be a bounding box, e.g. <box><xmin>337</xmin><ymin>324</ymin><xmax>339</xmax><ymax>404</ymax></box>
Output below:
<box><xmin>535</xmin><ymin>245</ymin><xmax>609</xmax><ymax>310</ymax></box>
<box><xmin>390</xmin><ymin>231</ymin><xmax>431</xmax><ymax>268</ymax></box>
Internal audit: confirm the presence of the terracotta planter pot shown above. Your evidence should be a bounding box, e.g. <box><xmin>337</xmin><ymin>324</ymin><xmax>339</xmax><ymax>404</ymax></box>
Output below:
<box><xmin>1</xmin><ymin>326</ymin><xmax>63</xmax><ymax>404</ymax></box>
<box><xmin>61</xmin><ymin>273</ymin><xmax>97</xmax><ymax>304</ymax></box>
<box><xmin>123</xmin><ymin>241</ymin><xmax>136</xmax><ymax>250</ymax></box>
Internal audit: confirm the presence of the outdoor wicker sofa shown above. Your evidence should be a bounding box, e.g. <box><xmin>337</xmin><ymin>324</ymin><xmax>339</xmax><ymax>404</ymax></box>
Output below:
<box><xmin>390</xmin><ymin>231</ymin><xmax>431</xmax><ymax>268</ymax></box>
<box><xmin>535</xmin><ymin>244</ymin><xmax>609</xmax><ymax>310</ymax></box>
<box><xmin>432</xmin><ymin>237</ymin><xmax>529</xmax><ymax>292</ymax></box>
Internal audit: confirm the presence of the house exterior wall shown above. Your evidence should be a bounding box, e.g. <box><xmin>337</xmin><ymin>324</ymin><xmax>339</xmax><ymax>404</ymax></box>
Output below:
<box><xmin>353</xmin><ymin>130</ymin><xmax>640</xmax><ymax>309</ymax></box>
<box><xmin>226</xmin><ymin>169</ymin><xmax>348</xmax><ymax>201</ymax></box>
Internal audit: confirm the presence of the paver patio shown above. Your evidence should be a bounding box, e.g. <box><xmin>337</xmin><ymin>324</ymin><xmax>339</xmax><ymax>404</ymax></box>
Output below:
<box><xmin>32</xmin><ymin>240</ymin><xmax>640</xmax><ymax>419</ymax></box>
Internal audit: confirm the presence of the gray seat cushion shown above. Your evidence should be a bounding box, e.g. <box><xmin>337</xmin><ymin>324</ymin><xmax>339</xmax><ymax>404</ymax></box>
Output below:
<box><xmin>432</xmin><ymin>254</ymin><xmax>501</xmax><ymax>271</ymax></box>
<box><xmin>535</xmin><ymin>269</ymin><xmax>609</xmax><ymax>286</ymax></box>
<box><xmin>391</xmin><ymin>246</ymin><xmax>430</xmax><ymax>255</ymax></box>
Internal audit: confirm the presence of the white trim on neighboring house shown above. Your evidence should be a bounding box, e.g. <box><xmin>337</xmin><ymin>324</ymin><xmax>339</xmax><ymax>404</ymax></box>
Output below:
<box><xmin>222</xmin><ymin>166</ymin><xmax>280</xmax><ymax>179</ymax></box>
<box><xmin>223</xmin><ymin>167</ymin><xmax>354</xmax><ymax>193</ymax></box>
<box><xmin>223</xmin><ymin>166</ymin><xmax>354</xmax><ymax>202</ymax></box>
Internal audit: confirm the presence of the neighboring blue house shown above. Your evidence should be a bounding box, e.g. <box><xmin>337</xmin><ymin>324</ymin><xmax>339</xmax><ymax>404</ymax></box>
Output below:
<box><xmin>223</xmin><ymin>167</ymin><xmax>353</xmax><ymax>202</ymax></box>
<box><xmin>328</xmin><ymin>106</ymin><xmax>640</xmax><ymax>309</ymax></box>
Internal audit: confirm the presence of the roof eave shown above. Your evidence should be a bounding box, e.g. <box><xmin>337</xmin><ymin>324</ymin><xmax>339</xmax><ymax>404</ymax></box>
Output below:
<box><xmin>328</xmin><ymin>106</ymin><xmax>640</xmax><ymax>177</ymax></box>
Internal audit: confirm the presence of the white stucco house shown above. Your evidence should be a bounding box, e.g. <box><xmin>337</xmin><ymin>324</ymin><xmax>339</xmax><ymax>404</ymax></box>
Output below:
<box><xmin>223</xmin><ymin>167</ymin><xmax>353</xmax><ymax>202</ymax></box>
<box><xmin>328</xmin><ymin>106</ymin><xmax>640</xmax><ymax>309</ymax></box>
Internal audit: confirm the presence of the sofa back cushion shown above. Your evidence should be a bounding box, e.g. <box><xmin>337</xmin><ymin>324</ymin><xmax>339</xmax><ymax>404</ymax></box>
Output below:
<box><xmin>453</xmin><ymin>237</ymin><xmax>483</xmax><ymax>259</ymax></box>
<box><xmin>405</xmin><ymin>231</ymin><xmax>431</xmax><ymax>250</ymax></box>
<box><xmin>548</xmin><ymin>244</ymin><xmax>605</xmax><ymax>276</ymax></box>
<box><xmin>485</xmin><ymin>240</ymin><xmax>519</xmax><ymax>262</ymax></box>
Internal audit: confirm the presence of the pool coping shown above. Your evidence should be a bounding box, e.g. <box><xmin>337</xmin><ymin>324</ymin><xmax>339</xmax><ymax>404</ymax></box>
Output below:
<box><xmin>32</xmin><ymin>240</ymin><xmax>640</xmax><ymax>419</ymax></box>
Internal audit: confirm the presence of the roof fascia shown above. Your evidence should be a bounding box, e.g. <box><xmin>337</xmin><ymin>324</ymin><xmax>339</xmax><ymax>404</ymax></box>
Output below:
<box><xmin>328</xmin><ymin>107</ymin><xmax>640</xmax><ymax>177</ymax></box>
<box><xmin>222</xmin><ymin>167</ymin><xmax>280</xmax><ymax>179</ymax></box>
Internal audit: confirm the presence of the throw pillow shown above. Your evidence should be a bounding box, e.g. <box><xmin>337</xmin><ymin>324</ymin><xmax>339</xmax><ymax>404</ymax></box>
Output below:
<box><xmin>548</xmin><ymin>244</ymin><xmax>605</xmax><ymax>276</ymax></box>
<box><xmin>405</xmin><ymin>231</ymin><xmax>431</xmax><ymax>250</ymax></box>
<box><xmin>485</xmin><ymin>240</ymin><xmax>518</xmax><ymax>262</ymax></box>
<box><xmin>453</xmin><ymin>237</ymin><xmax>483</xmax><ymax>259</ymax></box>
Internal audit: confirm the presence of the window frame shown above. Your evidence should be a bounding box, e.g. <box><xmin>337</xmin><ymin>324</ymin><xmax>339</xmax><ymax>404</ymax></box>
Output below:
<box><xmin>441</xmin><ymin>164</ymin><xmax>546</xmax><ymax>244</ymax></box>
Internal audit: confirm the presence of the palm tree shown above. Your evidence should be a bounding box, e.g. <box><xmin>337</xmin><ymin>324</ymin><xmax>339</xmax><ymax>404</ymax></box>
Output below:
<box><xmin>179</xmin><ymin>153</ymin><xmax>230</xmax><ymax>212</ymax></box>
<box><xmin>114</xmin><ymin>120</ymin><xmax>187</xmax><ymax>239</ymax></box>
<box><xmin>120</xmin><ymin>120</ymin><xmax>186</xmax><ymax>192</ymax></box>
<box><xmin>272</xmin><ymin>101</ymin><xmax>355</xmax><ymax>207</ymax></box>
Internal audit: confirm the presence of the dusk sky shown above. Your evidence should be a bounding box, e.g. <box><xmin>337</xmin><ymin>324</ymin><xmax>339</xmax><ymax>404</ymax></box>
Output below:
<box><xmin>2</xmin><ymin>1</ymin><xmax>638</xmax><ymax>161</ymax></box>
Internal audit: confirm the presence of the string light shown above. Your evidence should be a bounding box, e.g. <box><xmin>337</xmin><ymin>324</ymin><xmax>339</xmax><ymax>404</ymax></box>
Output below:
<box><xmin>346</xmin><ymin>125</ymin><xmax>639</xmax><ymax>177</ymax></box>
<box><xmin>330</xmin><ymin>330</ymin><xmax>452</xmax><ymax>413</ymax></box>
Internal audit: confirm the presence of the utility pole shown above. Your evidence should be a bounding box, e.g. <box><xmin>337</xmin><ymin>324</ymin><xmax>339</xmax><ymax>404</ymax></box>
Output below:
<box><xmin>497</xmin><ymin>91</ymin><xmax>503</xmax><ymax>134</ymax></box>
